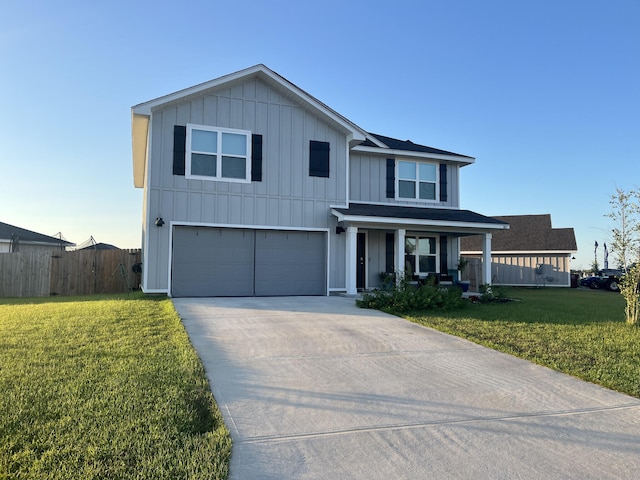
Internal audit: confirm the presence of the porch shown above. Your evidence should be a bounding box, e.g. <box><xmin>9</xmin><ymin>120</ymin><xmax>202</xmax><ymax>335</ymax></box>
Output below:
<box><xmin>331</xmin><ymin>204</ymin><xmax>510</xmax><ymax>295</ymax></box>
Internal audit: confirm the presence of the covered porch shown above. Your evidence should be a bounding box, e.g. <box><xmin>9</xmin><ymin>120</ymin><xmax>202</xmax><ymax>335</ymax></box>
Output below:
<box><xmin>331</xmin><ymin>204</ymin><xmax>509</xmax><ymax>295</ymax></box>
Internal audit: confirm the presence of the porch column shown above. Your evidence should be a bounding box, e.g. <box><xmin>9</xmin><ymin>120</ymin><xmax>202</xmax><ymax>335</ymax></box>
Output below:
<box><xmin>395</xmin><ymin>228</ymin><xmax>406</xmax><ymax>283</ymax></box>
<box><xmin>345</xmin><ymin>226</ymin><xmax>358</xmax><ymax>295</ymax></box>
<box><xmin>482</xmin><ymin>233</ymin><xmax>492</xmax><ymax>286</ymax></box>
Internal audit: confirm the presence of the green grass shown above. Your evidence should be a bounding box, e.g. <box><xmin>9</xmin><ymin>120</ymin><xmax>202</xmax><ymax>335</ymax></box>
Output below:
<box><xmin>0</xmin><ymin>293</ymin><xmax>231</xmax><ymax>480</ymax></box>
<box><xmin>405</xmin><ymin>287</ymin><xmax>640</xmax><ymax>398</ymax></box>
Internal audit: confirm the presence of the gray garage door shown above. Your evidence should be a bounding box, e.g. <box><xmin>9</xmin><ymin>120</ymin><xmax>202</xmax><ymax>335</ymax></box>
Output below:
<box><xmin>171</xmin><ymin>227</ymin><xmax>326</xmax><ymax>297</ymax></box>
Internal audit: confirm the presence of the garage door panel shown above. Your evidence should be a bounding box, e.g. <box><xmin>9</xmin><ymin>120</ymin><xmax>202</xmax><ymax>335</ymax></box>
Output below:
<box><xmin>172</xmin><ymin>227</ymin><xmax>254</xmax><ymax>297</ymax></box>
<box><xmin>254</xmin><ymin>231</ymin><xmax>325</xmax><ymax>296</ymax></box>
<box><xmin>172</xmin><ymin>227</ymin><xmax>326</xmax><ymax>297</ymax></box>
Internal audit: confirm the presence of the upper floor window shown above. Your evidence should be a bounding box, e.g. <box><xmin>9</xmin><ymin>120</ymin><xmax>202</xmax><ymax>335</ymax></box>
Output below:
<box><xmin>186</xmin><ymin>124</ymin><xmax>252</xmax><ymax>182</ymax></box>
<box><xmin>397</xmin><ymin>161</ymin><xmax>437</xmax><ymax>201</ymax></box>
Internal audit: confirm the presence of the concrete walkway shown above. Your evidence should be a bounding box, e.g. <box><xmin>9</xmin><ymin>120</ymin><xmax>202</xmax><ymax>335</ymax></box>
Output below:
<box><xmin>173</xmin><ymin>296</ymin><xmax>640</xmax><ymax>479</ymax></box>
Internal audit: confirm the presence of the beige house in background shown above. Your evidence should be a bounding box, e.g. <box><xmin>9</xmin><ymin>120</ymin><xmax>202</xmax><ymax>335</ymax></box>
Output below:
<box><xmin>460</xmin><ymin>214</ymin><xmax>577</xmax><ymax>287</ymax></box>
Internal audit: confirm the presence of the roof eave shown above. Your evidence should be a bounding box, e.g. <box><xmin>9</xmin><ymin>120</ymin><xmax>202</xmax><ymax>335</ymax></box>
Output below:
<box><xmin>132</xmin><ymin>113</ymin><xmax>149</xmax><ymax>188</ymax></box>
<box><xmin>331</xmin><ymin>209</ymin><xmax>510</xmax><ymax>231</ymax></box>
<box><xmin>0</xmin><ymin>239</ymin><xmax>76</xmax><ymax>247</ymax></box>
<box><xmin>131</xmin><ymin>64</ymin><xmax>368</xmax><ymax>140</ymax></box>
<box><xmin>351</xmin><ymin>145</ymin><xmax>475</xmax><ymax>165</ymax></box>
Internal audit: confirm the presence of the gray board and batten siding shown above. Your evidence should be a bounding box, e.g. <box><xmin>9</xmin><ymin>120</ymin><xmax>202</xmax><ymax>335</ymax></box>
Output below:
<box><xmin>349</xmin><ymin>152</ymin><xmax>461</xmax><ymax>208</ymax></box>
<box><xmin>144</xmin><ymin>77</ymin><xmax>348</xmax><ymax>293</ymax></box>
<box><xmin>134</xmin><ymin>65</ymin><xmax>500</xmax><ymax>297</ymax></box>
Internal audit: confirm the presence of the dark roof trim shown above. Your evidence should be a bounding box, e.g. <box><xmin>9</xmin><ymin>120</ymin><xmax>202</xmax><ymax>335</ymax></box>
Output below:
<box><xmin>332</xmin><ymin>204</ymin><xmax>509</xmax><ymax>230</ymax></box>
<box><xmin>358</xmin><ymin>133</ymin><xmax>473</xmax><ymax>159</ymax></box>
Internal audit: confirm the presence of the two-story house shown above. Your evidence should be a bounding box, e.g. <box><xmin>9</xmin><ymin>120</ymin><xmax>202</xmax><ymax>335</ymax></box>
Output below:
<box><xmin>131</xmin><ymin>64</ymin><xmax>508</xmax><ymax>297</ymax></box>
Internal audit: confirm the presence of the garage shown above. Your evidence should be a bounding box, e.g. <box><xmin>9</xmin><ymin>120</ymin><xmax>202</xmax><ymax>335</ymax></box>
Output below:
<box><xmin>171</xmin><ymin>226</ymin><xmax>326</xmax><ymax>297</ymax></box>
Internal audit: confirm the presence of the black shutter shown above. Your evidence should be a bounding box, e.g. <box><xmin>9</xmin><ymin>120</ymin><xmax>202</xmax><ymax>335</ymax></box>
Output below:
<box><xmin>439</xmin><ymin>163</ymin><xmax>448</xmax><ymax>202</ymax></box>
<box><xmin>385</xmin><ymin>233</ymin><xmax>395</xmax><ymax>273</ymax></box>
<box><xmin>309</xmin><ymin>141</ymin><xmax>330</xmax><ymax>177</ymax></box>
<box><xmin>440</xmin><ymin>235</ymin><xmax>448</xmax><ymax>274</ymax></box>
<box><xmin>386</xmin><ymin>158</ymin><xmax>395</xmax><ymax>198</ymax></box>
<box><xmin>173</xmin><ymin>125</ymin><xmax>186</xmax><ymax>176</ymax></box>
<box><xmin>251</xmin><ymin>134</ymin><xmax>263</xmax><ymax>182</ymax></box>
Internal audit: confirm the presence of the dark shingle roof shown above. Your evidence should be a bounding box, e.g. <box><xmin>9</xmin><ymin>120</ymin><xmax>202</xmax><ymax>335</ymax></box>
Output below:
<box><xmin>78</xmin><ymin>242</ymin><xmax>119</xmax><ymax>251</ymax></box>
<box><xmin>360</xmin><ymin>133</ymin><xmax>473</xmax><ymax>158</ymax></box>
<box><xmin>333</xmin><ymin>204</ymin><xmax>509</xmax><ymax>226</ymax></box>
<box><xmin>0</xmin><ymin>221</ymin><xmax>75</xmax><ymax>247</ymax></box>
<box><xmin>460</xmin><ymin>214</ymin><xmax>577</xmax><ymax>252</ymax></box>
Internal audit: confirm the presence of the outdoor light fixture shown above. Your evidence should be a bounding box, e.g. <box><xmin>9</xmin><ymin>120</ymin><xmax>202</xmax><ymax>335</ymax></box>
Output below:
<box><xmin>155</xmin><ymin>217</ymin><xmax>165</xmax><ymax>227</ymax></box>
<box><xmin>336</xmin><ymin>226</ymin><xmax>345</xmax><ymax>234</ymax></box>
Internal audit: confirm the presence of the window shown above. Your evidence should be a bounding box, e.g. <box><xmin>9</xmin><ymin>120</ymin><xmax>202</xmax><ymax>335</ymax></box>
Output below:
<box><xmin>397</xmin><ymin>161</ymin><xmax>437</xmax><ymax>201</ymax></box>
<box><xmin>405</xmin><ymin>236</ymin><xmax>437</xmax><ymax>275</ymax></box>
<box><xmin>186</xmin><ymin>124</ymin><xmax>252</xmax><ymax>182</ymax></box>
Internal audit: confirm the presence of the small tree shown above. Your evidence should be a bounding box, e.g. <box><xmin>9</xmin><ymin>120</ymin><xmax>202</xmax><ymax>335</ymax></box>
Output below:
<box><xmin>606</xmin><ymin>187</ymin><xmax>639</xmax><ymax>272</ymax></box>
<box><xmin>620</xmin><ymin>263</ymin><xmax>640</xmax><ymax>325</ymax></box>
<box><xmin>608</xmin><ymin>187</ymin><xmax>640</xmax><ymax>325</ymax></box>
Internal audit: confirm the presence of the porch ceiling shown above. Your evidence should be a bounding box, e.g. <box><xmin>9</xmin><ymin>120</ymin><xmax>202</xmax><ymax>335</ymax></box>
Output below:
<box><xmin>332</xmin><ymin>204</ymin><xmax>510</xmax><ymax>234</ymax></box>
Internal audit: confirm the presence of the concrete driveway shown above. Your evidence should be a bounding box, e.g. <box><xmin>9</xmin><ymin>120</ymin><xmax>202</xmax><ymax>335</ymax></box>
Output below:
<box><xmin>173</xmin><ymin>296</ymin><xmax>640</xmax><ymax>479</ymax></box>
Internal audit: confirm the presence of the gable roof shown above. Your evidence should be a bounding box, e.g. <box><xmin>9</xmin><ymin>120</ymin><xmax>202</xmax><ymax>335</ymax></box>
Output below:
<box><xmin>0</xmin><ymin>221</ymin><xmax>75</xmax><ymax>247</ymax></box>
<box><xmin>132</xmin><ymin>64</ymin><xmax>476</xmax><ymax>187</ymax></box>
<box><xmin>460</xmin><ymin>214</ymin><xmax>577</xmax><ymax>252</ymax></box>
<box><xmin>132</xmin><ymin>64</ymin><xmax>370</xmax><ymax>187</ymax></box>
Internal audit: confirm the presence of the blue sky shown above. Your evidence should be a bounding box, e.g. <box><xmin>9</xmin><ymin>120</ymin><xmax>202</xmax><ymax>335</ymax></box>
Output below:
<box><xmin>1</xmin><ymin>0</ymin><xmax>638</xmax><ymax>269</ymax></box>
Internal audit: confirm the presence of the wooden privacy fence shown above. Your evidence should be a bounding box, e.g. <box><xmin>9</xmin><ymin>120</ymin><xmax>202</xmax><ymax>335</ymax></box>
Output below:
<box><xmin>0</xmin><ymin>249</ymin><xmax>142</xmax><ymax>297</ymax></box>
<box><xmin>462</xmin><ymin>256</ymin><xmax>483</xmax><ymax>292</ymax></box>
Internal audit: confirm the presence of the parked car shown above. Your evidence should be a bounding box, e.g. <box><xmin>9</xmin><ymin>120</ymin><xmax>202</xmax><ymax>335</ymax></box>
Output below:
<box><xmin>580</xmin><ymin>269</ymin><xmax>623</xmax><ymax>291</ymax></box>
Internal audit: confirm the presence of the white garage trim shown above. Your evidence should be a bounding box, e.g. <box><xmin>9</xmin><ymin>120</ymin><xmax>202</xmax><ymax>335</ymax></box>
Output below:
<box><xmin>168</xmin><ymin>221</ymin><xmax>330</xmax><ymax>297</ymax></box>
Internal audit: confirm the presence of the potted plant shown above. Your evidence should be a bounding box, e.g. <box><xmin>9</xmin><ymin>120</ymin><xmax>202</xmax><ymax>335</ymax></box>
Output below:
<box><xmin>379</xmin><ymin>271</ymin><xmax>395</xmax><ymax>291</ymax></box>
<box><xmin>456</xmin><ymin>257</ymin><xmax>471</xmax><ymax>292</ymax></box>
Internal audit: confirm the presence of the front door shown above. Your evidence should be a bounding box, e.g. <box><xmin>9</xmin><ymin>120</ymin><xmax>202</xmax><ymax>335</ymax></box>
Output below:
<box><xmin>356</xmin><ymin>232</ymin><xmax>366</xmax><ymax>290</ymax></box>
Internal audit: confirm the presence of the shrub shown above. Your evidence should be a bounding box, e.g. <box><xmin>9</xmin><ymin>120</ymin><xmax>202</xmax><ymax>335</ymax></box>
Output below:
<box><xmin>357</xmin><ymin>274</ymin><xmax>465</xmax><ymax>313</ymax></box>
<box><xmin>478</xmin><ymin>284</ymin><xmax>510</xmax><ymax>303</ymax></box>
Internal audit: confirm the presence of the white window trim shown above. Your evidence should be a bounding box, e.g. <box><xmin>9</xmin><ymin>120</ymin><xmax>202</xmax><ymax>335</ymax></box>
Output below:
<box><xmin>405</xmin><ymin>235</ymin><xmax>439</xmax><ymax>276</ymax></box>
<box><xmin>396</xmin><ymin>160</ymin><xmax>439</xmax><ymax>202</ymax></box>
<box><xmin>185</xmin><ymin>123</ymin><xmax>252</xmax><ymax>183</ymax></box>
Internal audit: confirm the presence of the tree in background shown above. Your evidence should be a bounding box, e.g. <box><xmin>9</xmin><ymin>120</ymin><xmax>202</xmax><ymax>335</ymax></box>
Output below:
<box><xmin>607</xmin><ymin>187</ymin><xmax>640</xmax><ymax>325</ymax></box>
<box><xmin>606</xmin><ymin>187</ymin><xmax>639</xmax><ymax>272</ymax></box>
<box><xmin>620</xmin><ymin>264</ymin><xmax>640</xmax><ymax>325</ymax></box>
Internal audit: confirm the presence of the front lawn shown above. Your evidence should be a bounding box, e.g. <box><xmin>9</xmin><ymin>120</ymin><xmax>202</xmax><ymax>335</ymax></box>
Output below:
<box><xmin>0</xmin><ymin>294</ymin><xmax>231</xmax><ymax>479</ymax></box>
<box><xmin>406</xmin><ymin>287</ymin><xmax>640</xmax><ymax>398</ymax></box>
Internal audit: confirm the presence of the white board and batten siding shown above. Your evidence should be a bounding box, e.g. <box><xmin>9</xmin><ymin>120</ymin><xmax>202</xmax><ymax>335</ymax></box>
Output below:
<box><xmin>143</xmin><ymin>78</ymin><xmax>348</xmax><ymax>294</ymax></box>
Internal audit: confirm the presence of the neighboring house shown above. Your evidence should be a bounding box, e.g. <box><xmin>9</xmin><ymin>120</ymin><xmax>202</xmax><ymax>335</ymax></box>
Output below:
<box><xmin>75</xmin><ymin>236</ymin><xmax>119</xmax><ymax>251</ymax></box>
<box><xmin>77</xmin><ymin>242</ymin><xmax>119</xmax><ymax>251</ymax></box>
<box><xmin>460</xmin><ymin>214</ymin><xmax>577</xmax><ymax>287</ymax></box>
<box><xmin>131</xmin><ymin>64</ymin><xmax>509</xmax><ymax>297</ymax></box>
<box><xmin>0</xmin><ymin>221</ymin><xmax>75</xmax><ymax>253</ymax></box>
